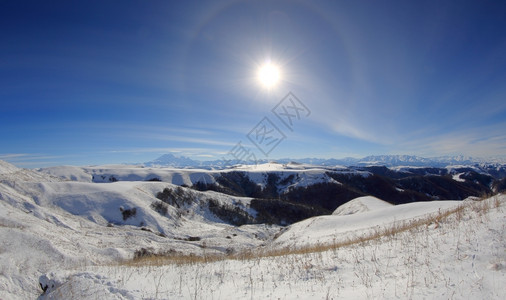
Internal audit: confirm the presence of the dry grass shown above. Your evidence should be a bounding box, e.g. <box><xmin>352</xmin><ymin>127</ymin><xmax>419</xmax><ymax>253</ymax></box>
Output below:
<box><xmin>0</xmin><ymin>219</ymin><xmax>25</xmax><ymax>230</ymax></box>
<box><xmin>122</xmin><ymin>252</ymin><xmax>227</xmax><ymax>267</ymax></box>
<box><xmin>120</xmin><ymin>194</ymin><xmax>503</xmax><ymax>268</ymax></box>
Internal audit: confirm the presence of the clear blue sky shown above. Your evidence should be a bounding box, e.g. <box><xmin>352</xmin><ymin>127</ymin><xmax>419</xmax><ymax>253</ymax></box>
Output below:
<box><xmin>1</xmin><ymin>0</ymin><xmax>505</xmax><ymax>167</ymax></box>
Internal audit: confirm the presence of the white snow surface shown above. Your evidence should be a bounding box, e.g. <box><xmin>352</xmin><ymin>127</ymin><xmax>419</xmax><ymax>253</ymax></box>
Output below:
<box><xmin>452</xmin><ymin>172</ymin><xmax>466</xmax><ymax>182</ymax></box>
<box><xmin>37</xmin><ymin>195</ymin><xmax>506</xmax><ymax>300</ymax></box>
<box><xmin>38</xmin><ymin>162</ymin><xmax>368</xmax><ymax>193</ymax></box>
<box><xmin>37</xmin><ymin>165</ymin><xmax>94</xmax><ymax>182</ymax></box>
<box><xmin>332</xmin><ymin>195</ymin><xmax>393</xmax><ymax>216</ymax></box>
<box><xmin>274</xmin><ymin>200</ymin><xmax>459</xmax><ymax>248</ymax></box>
<box><xmin>0</xmin><ymin>160</ymin><xmax>505</xmax><ymax>299</ymax></box>
<box><xmin>0</xmin><ymin>160</ymin><xmax>20</xmax><ymax>174</ymax></box>
<box><xmin>0</xmin><ymin>160</ymin><xmax>278</xmax><ymax>299</ymax></box>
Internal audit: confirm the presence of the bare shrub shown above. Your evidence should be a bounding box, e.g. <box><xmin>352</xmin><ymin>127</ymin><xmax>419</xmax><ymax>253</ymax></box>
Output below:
<box><xmin>156</xmin><ymin>187</ymin><xmax>196</xmax><ymax>208</ymax></box>
<box><xmin>150</xmin><ymin>200</ymin><xmax>168</xmax><ymax>215</ymax></box>
<box><xmin>119</xmin><ymin>207</ymin><xmax>137</xmax><ymax>221</ymax></box>
<box><xmin>207</xmin><ymin>199</ymin><xmax>253</xmax><ymax>226</ymax></box>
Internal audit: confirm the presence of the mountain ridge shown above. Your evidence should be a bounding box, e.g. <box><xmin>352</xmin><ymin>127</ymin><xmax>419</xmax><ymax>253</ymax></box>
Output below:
<box><xmin>145</xmin><ymin>153</ymin><xmax>506</xmax><ymax>168</ymax></box>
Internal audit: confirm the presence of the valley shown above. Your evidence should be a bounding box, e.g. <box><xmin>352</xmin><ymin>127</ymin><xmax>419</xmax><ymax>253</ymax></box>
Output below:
<box><xmin>0</xmin><ymin>159</ymin><xmax>505</xmax><ymax>299</ymax></box>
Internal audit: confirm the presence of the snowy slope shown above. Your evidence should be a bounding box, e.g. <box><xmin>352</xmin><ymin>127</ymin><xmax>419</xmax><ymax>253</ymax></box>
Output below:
<box><xmin>332</xmin><ymin>195</ymin><xmax>393</xmax><ymax>216</ymax></box>
<box><xmin>273</xmin><ymin>199</ymin><xmax>461</xmax><ymax>248</ymax></box>
<box><xmin>37</xmin><ymin>195</ymin><xmax>506</xmax><ymax>300</ymax></box>
<box><xmin>39</xmin><ymin>165</ymin><xmax>218</xmax><ymax>185</ymax></box>
<box><xmin>1</xmin><ymin>160</ymin><xmax>61</xmax><ymax>183</ymax></box>
<box><xmin>38</xmin><ymin>162</ymin><xmax>365</xmax><ymax>194</ymax></box>
<box><xmin>2</xmin><ymin>159</ymin><xmax>505</xmax><ymax>299</ymax></box>
<box><xmin>0</xmin><ymin>160</ymin><xmax>20</xmax><ymax>174</ymax></box>
<box><xmin>0</xmin><ymin>160</ymin><xmax>279</xmax><ymax>299</ymax></box>
<box><xmin>37</xmin><ymin>165</ymin><xmax>94</xmax><ymax>182</ymax></box>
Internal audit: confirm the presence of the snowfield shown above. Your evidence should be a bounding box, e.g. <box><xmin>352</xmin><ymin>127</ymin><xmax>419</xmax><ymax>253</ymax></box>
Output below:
<box><xmin>37</xmin><ymin>196</ymin><xmax>506</xmax><ymax>300</ymax></box>
<box><xmin>273</xmin><ymin>198</ymin><xmax>460</xmax><ymax>248</ymax></box>
<box><xmin>0</xmin><ymin>160</ymin><xmax>505</xmax><ymax>299</ymax></box>
<box><xmin>38</xmin><ymin>162</ymin><xmax>367</xmax><ymax>192</ymax></box>
<box><xmin>0</xmin><ymin>161</ymin><xmax>278</xmax><ymax>299</ymax></box>
<box><xmin>332</xmin><ymin>196</ymin><xmax>393</xmax><ymax>216</ymax></box>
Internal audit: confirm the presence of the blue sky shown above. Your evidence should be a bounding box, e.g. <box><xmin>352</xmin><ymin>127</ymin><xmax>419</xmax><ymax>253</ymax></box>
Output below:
<box><xmin>1</xmin><ymin>0</ymin><xmax>506</xmax><ymax>167</ymax></box>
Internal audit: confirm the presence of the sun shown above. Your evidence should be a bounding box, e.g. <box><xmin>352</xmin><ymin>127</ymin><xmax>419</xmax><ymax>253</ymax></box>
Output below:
<box><xmin>257</xmin><ymin>62</ymin><xmax>281</xmax><ymax>88</ymax></box>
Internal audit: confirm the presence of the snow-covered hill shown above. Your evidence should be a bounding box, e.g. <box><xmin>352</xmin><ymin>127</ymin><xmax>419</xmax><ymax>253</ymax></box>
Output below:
<box><xmin>273</xmin><ymin>198</ymin><xmax>460</xmax><ymax>248</ymax></box>
<box><xmin>1</xmin><ymin>159</ymin><xmax>505</xmax><ymax>299</ymax></box>
<box><xmin>0</xmin><ymin>160</ymin><xmax>279</xmax><ymax>299</ymax></box>
<box><xmin>37</xmin><ymin>195</ymin><xmax>506</xmax><ymax>300</ymax></box>
<box><xmin>332</xmin><ymin>195</ymin><xmax>393</xmax><ymax>216</ymax></box>
<box><xmin>38</xmin><ymin>162</ymin><xmax>357</xmax><ymax>192</ymax></box>
<box><xmin>0</xmin><ymin>159</ymin><xmax>20</xmax><ymax>174</ymax></box>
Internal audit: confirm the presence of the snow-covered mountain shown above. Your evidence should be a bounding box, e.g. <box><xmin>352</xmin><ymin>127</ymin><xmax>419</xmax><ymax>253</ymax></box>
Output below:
<box><xmin>36</xmin><ymin>160</ymin><xmax>506</xmax><ymax>218</ymax></box>
<box><xmin>357</xmin><ymin>155</ymin><xmax>433</xmax><ymax>166</ymax></box>
<box><xmin>356</xmin><ymin>154</ymin><xmax>478</xmax><ymax>166</ymax></box>
<box><xmin>144</xmin><ymin>153</ymin><xmax>506</xmax><ymax>168</ymax></box>
<box><xmin>39</xmin><ymin>162</ymin><xmax>350</xmax><ymax>188</ymax></box>
<box><xmin>144</xmin><ymin>153</ymin><xmax>207</xmax><ymax>168</ymax></box>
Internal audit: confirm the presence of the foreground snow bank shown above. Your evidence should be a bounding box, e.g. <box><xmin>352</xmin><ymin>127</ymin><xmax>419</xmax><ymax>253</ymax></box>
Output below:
<box><xmin>39</xmin><ymin>272</ymin><xmax>134</xmax><ymax>299</ymax></box>
<box><xmin>39</xmin><ymin>195</ymin><xmax>506</xmax><ymax>300</ymax></box>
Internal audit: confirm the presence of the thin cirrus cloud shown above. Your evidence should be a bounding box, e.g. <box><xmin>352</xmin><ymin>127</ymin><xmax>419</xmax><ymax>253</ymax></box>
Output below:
<box><xmin>106</xmin><ymin>147</ymin><xmax>229</xmax><ymax>158</ymax></box>
<box><xmin>396</xmin><ymin>123</ymin><xmax>506</xmax><ymax>158</ymax></box>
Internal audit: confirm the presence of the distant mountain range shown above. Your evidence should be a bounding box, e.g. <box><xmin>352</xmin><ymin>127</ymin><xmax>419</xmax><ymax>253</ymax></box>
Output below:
<box><xmin>144</xmin><ymin>153</ymin><xmax>506</xmax><ymax>168</ymax></box>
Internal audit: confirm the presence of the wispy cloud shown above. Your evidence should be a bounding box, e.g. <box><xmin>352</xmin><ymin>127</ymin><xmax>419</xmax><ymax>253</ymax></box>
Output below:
<box><xmin>396</xmin><ymin>123</ymin><xmax>506</xmax><ymax>158</ymax></box>
<box><xmin>0</xmin><ymin>153</ymin><xmax>65</xmax><ymax>161</ymax></box>
<box><xmin>137</xmin><ymin>134</ymin><xmax>237</xmax><ymax>147</ymax></box>
<box><xmin>0</xmin><ymin>153</ymin><xmax>29</xmax><ymax>159</ymax></box>
<box><xmin>0</xmin><ymin>153</ymin><xmax>73</xmax><ymax>168</ymax></box>
<box><xmin>105</xmin><ymin>147</ymin><xmax>228</xmax><ymax>159</ymax></box>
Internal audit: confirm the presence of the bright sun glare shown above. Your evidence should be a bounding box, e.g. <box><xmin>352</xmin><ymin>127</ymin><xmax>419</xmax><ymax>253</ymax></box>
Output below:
<box><xmin>258</xmin><ymin>62</ymin><xmax>281</xmax><ymax>88</ymax></box>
